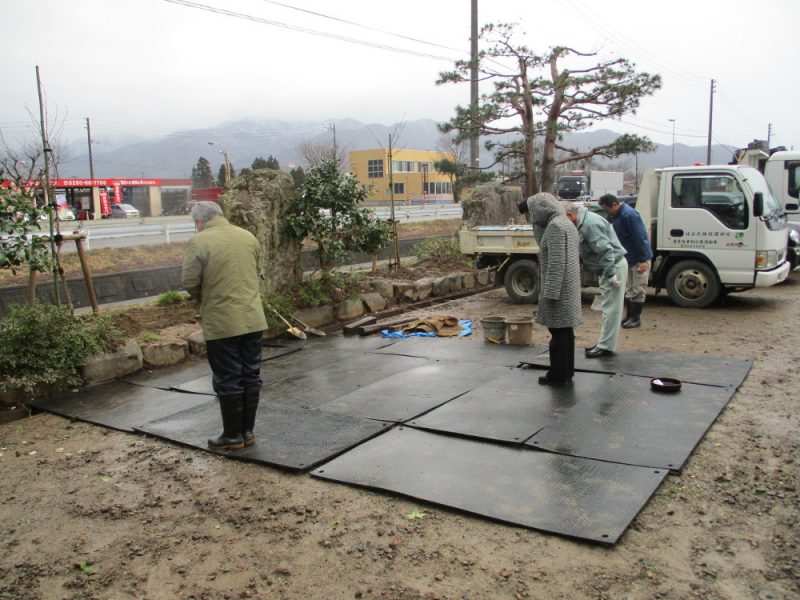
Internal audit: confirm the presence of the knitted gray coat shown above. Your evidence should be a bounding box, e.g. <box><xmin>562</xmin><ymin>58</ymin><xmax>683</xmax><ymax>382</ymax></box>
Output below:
<box><xmin>527</xmin><ymin>194</ymin><xmax>583</xmax><ymax>329</ymax></box>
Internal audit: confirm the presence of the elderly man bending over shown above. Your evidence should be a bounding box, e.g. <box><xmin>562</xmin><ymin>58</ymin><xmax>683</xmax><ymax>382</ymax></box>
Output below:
<box><xmin>563</xmin><ymin>202</ymin><xmax>628</xmax><ymax>358</ymax></box>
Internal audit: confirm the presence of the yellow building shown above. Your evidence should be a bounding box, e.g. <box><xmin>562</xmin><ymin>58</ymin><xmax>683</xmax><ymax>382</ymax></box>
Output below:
<box><xmin>349</xmin><ymin>149</ymin><xmax>455</xmax><ymax>204</ymax></box>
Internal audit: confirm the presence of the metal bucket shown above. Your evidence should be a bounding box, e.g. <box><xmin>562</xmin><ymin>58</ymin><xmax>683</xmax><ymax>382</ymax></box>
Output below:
<box><xmin>481</xmin><ymin>316</ymin><xmax>506</xmax><ymax>343</ymax></box>
<box><xmin>506</xmin><ymin>317</ymin><xmax>534</xmax><ymax>346</ymax></box>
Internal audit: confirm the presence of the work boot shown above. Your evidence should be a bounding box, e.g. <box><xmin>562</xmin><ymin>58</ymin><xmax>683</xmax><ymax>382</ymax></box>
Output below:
<box><xmin>208</xmin><ymin>393</ymin><xmax>245</xmax><ymax>450</ymax></box>
<box><xmin>242</xmin><ymin>387</ymin><xmax>260</xmax><ymax>447</ymax></box>
<box><xmin>622</xmin><ymin>302</ymin><xmax>643</xmax><ymax>329</ymax></box>
<box><xmin>621</xmin><ymin>300</ymin><xmax>629</xmax><ymax>325</ymax></box>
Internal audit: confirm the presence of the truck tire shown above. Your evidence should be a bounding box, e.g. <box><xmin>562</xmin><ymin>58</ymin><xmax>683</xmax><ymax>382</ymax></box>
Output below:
<box><xmin>665</xmin><ymin>260</ymin><xmax>720</xmax><ymax>308</ymax></box>
<box><xmin>504</xmin><ymin>259</ymin><xmax>540</xmax><ymax>304</ymax></box>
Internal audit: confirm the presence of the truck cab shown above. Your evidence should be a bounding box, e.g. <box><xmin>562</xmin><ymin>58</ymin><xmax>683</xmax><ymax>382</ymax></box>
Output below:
<box><xmin>638</xmin><ymin>166</ymin><xmax>790</xmax><ymax>307</ymax></box>
<box><xmin>763</xmin><ymin>151</ymin><xmax>800</xmax><ymax>225</ymax></box>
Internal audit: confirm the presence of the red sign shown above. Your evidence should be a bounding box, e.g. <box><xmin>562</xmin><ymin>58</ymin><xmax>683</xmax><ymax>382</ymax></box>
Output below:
<box><xmin>52</xmin><ymin>178</ymin><xmax>162</xmax><ymax>187</ymax></box>
<box><xmin>99</xmin><ymin>190</ymin><xmax>111</xmax><ymax>216</ymax></box>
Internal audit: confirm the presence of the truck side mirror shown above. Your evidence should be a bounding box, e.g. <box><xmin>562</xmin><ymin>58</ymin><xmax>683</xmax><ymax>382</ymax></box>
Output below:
<box><xmin>753</xmin><ymin>192</ymin><xmax>764</xmax><ymax>217</ymax></box>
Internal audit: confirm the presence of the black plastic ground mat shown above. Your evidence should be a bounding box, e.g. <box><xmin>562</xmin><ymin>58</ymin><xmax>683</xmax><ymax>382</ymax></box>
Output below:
<box><xmin>374</xmin><ymin>336</ymin><xmax>548</xmax><ymax>366</ymax></box>
<box><xmin>525</xmin><ymin>373</ymin><xmax>736</xmax><ymax>470</ymax></box>
<box><xmin>319</xmin><ymin>362</ymin><xmax>515</xmax><ymax>422</ymax></box>
<box><xmin>257</xmin><ymin>353</ymin><xmax>429</xmax><ymax>409</ymax></box>
<box><xmin>119</xmin><ymin>360</ymin><xmax>212</xmax><ymax>390</ymax></box>
<box><xmin>312</xmin><ymin>427</ymin><xmax>667</xmax><ymax>545</ymax></box>
<box><xmin>171</xmin><ymin>344</ymin><xmax>366</xmax><ymax>395</ymax></box>
<box><xmin>136</xmin><ymin>401</ymin><xmax>393</xmax><ymax>471</ymax></box>
<box><xmin>409</xmin><ymin>369</ymin><xmax>617</xmax><ymax>443</ymax></box>
<box><xmin>520</xmin><ymin>350</ymin><xmax>752</xmax><ymax>388</ymax></box>
<box><xmin>26</xmin><ymin>381</ymin><xmax>211</xmax><ymax>432</ymax></box>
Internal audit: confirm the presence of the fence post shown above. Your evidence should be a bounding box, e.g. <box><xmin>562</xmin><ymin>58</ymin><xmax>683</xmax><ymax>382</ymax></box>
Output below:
<box><xmin>164</xmin><ymin>225</ymin><xmax>170</xmax><ymax>244</ymax></box>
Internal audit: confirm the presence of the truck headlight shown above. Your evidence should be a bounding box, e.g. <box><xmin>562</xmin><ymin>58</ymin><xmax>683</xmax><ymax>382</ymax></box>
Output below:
<box><xmin>755</xmin><ymin>250</ymin><xmax>779</xmax><ymax>270</ymax></box>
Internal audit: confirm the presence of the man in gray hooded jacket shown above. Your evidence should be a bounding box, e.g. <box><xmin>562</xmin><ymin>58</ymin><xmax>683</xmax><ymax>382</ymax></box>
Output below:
<box><xmin>522</xmin><ymin>193</ymin><xmax>583</xmax><ymax>385</ymax></box>
<box><xmin>563</xmin><ymin>202</ymin><xmax>628</xmax><ymax>357</ymax></box>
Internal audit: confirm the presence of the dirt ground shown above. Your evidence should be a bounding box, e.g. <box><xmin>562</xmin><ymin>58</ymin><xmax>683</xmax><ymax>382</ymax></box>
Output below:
<box><xmin>1</xmin><ymin>273</ymin><xmax>798</xmax><ymax>600</ymax></box>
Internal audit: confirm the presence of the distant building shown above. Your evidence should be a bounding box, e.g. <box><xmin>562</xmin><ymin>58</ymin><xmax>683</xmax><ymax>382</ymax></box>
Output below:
<box><xmin>349</xmin><ymin>149</ymin><xmax>455</xmax><ymax>204</ymax></box>
<box><xmin>6</xmin><ymin>178</ymin><xmax>193</xmax><ymax>219</ymax></box>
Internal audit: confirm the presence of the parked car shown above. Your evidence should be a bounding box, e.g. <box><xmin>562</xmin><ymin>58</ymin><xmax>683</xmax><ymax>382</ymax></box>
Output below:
<box><xmin>109</xmin><ymin>203</ymin><xmax>140</xmax><ymax>219</ymax></box>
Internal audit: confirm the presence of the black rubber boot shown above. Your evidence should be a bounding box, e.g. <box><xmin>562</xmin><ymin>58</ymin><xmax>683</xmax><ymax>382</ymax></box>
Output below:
<box><xmin>622</xmin><ymin>302</ymin><xmax>643</xmax><ymax>329</ymax></box>
<box><xmin>208</xmin><ymin>393</ymin><xmax>245</xmax><ymax>450</ymax></box>
<box><xmin>242</xmin><ymin>387</ymin><xmax>260</xmax><ymax>447</ymax></box>
<box><xmin>621</xmin><ymin>300</ymin><xmax>629</xmax><ymax>325</ymax></box>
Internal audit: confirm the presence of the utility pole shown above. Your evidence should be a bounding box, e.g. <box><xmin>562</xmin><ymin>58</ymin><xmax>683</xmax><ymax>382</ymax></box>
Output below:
<box><xmin>329</xmin><ymin>122</ymin><xmax>337</xmax><ymax>161</ymax></box>
<box><xmin>669</xmin><ymin>118</ymin><xmax>676</xmax><ymax>166</ymax></box>
<box><xmin>85</xmin><ymin>117</ymin><xmax>95</xmax><ymax>179</ymax></box>
<box><xmin>36</xmin><ymin>65</ymin><xmax>60</xmax><ymax>305</ymax></box>
<box><xmin>767</xmin><ymin>123</ymin><xmax>773</xmax><ymax>148</ymax></box>
<box><xmin>469</xmin><ymin>0</ymin><xmax>479</xmax><ymax>174</ymax></box>
<box><xmin>387</xmin><ymin>136</ymin><xmax>400</xmax><ymax>269</ymax></box>
<box><xmin>706</xmin><ymin>79</ymin><xmax>716</xmax><ymax>165</ymax></box>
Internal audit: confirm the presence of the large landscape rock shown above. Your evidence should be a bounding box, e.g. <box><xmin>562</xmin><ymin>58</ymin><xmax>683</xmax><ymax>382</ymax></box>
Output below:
<box><xmin>142</xmin><ymin>340</ymin><xmax>189</xmax><ymax>367</ymax></box>
<box><xmin>361</xmin><ymin>293</ymin><xmax>386</xmax><ymax>313</ymax></box>
<box><xmin>81</xmin><ymin>341</ymin><xmax>143</xmax><ymax>385</ymax></box>
<box><xmin>462</xmin><ymin>183</ymin><xmax>526</xmax><ymax>228</ymax></box>
<box><xmin>294</xmin><ymin>306</ymin><xmax>335</xmax><ymax>328</ymax></box>
<box><xmin>336</xmin><ymin>298</ymin><xmax>364</xmax><ymax>321</ymax></box>
<box><xmin>221</xmin><ymin>169</ymin><xmax>303</xmax><ymax>296</ymax></box>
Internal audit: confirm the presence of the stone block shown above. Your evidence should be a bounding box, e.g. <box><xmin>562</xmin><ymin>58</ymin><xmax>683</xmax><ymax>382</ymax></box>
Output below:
<box><xmin>294</xmin><ymin>306</ymin><xmax>335</xmax><ymax>328</ymax></box>
<box><xmin>81</xmin><ymin>341</ymin><xmax>143</xmax><ymax>386</ymax></box>
<box><xmin>476</xmin><ymin>269</ymin><xmax>490</xmax><ymax>285</ymax></box>
<box><xmin>448</xmin><ymin>274</ymin><xmax>463</xmax><ymax>293</ymax></box>
<box><xmin>394</xmin><ymin>282</ymin><xmax>417</xmax><ymax>302</ymax></box>
<box><xmin>336</xmin><ymin>298</ymin><xmax>364</xmax><ymax>321</ymax></box>
<box><xmin>186</xmin><ymin>329</ymin><xmax>206</xmax><ymax>355</ymax></box>
<box><xmin>361</xmin><ymin>292</ymin><xmax>386</xmax><ymax>313</ymax></box>
<box><xmin>431</xmin><ymin>276</ymin><xmax>451</xmax><ymax>297</ymax></box>
<box><xmin>142</xmin><ymin>340</ymin><xmax>189</xmax><ymax>367</ymax></box>
<box><xmin>371</xmin><ymin>278</ymin><xmax>394</xmax><ymax>300</ymax></box>
<box><xmin>462</xmin><ymin>273</ymin><xmax>476</xmax><ymax>290</ymax></box>
<box><xmin>414</xmin><ymin>278</ymin><xmax>434</xmax><ymax>301</ymax></box>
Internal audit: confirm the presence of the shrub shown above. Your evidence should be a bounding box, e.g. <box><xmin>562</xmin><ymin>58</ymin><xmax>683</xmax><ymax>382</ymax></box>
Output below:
<box><xmin>412</xmin><ymin>236</ymin><xmax>471</xmax><ymax>266</ymax></box>
<box><xmin>0</xmin><ymin>303</ymin><xmax>118</xmax><ymax>396</ymax></box>
<box><xmin>155</xmin><ymin>290</ymin><xmax>184</xmax><ymax>306</ymax></box>
<box><xmin>262</xmin><ymin>291</ymin><xmax>295</xmax><ymax>331</ymax></box>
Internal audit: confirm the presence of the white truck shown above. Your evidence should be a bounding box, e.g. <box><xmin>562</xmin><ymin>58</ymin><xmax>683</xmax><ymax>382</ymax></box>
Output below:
<box><xmin>460</xmin><ymin>164</ymin><xmax>791</xmax><ymax>308</ymax></box>
<box><xmin>735</xmin><ymin>146</ymin><xmax>800</xmax><ymax>224</ymax></box>
<box><xmin>556</xmin><ymin>170</ymin><xmax>625</xmax><ymax>201</ymax></box>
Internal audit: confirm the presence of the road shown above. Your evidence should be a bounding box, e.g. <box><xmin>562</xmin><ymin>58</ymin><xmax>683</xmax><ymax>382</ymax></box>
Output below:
<box><xmin>46</xmin><ymin>205</ymin><xmax>463</xmax><ymax>252</ymax></box>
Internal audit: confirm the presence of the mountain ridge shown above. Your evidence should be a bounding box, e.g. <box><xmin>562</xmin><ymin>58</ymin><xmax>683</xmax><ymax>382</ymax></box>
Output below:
<box><xmin>57</xmin><ymin>118</ymin><xmax>736</xmax><ymax>180</ymax></box>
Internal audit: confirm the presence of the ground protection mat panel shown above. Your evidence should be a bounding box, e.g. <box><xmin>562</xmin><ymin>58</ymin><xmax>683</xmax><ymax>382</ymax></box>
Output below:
<box><xmin>136</xmin><ymin>401</ymin><xmax>392</xmax><ymax>471</ymax></box>
<box><xmin>410</xmin><ymin>369</ymin><xmax>617</xmax><ymax>443</ymax></box>
<box><xmin>521</xmin><ymin>351</ymin><xmax>752</xmax><ymax>389</ymax></box>
<box><xmin>27</xmin><ymin>381</ymin><xmax>211</xmax><ymax>432</ymax></box>
<box><xmin>374</xmin><ymin>336</ymin><xmax>548</xmax><ymax>366</ymax></box>
<box><xmin>319</xmin><ymin>362</ymin><xmax>515</xmax><ymax>422</ymax></box>
<box><xmin>171</xmin><ymin>344</ymin><xmax>365</xmax><ymax>395</ymax></box>
<box><xmin>312</xmin><ymin>427</ymin><xmax>667</xmax><ymax>545</ymax></box>
<box><xmin>258</xmin><ymin>353</ymin><xmax>429</xmax><ymax>409</ymax></box>
<box><xmin>525</xmin><ymin>373</ymin><xmax>736</xmax><ymax>470</ymax></box>
<box><xmin>119</xmin><ymin>360</ymin><xmax>212</xmax><ymax>390</ymax></box>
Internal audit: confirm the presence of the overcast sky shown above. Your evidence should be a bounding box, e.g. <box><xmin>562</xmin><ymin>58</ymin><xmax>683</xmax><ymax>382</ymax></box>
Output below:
<box><xmin>3</xmin><ymin>0</ymin><xmax>799</xmax><ymax>154</ymax></box>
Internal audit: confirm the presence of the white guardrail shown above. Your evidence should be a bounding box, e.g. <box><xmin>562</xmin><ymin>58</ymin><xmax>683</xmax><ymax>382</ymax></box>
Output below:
<box><xmin>24</xmin><ymin>205</ymin><xmax>464</xmax><ymax>248</ymax></box>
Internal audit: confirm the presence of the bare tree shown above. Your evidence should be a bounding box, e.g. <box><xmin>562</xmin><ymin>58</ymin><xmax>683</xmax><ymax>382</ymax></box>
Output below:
<box><xmin>0</xmin><ymin>106</ymin><xmax>69</xmax><ymax>182</ymax></box>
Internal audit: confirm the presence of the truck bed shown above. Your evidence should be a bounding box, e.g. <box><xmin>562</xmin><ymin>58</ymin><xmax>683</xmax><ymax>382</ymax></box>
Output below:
<box><xmin>458</xmin><ymin>225</ymin><xmax>539</xmax><ymax>255</ymax></box>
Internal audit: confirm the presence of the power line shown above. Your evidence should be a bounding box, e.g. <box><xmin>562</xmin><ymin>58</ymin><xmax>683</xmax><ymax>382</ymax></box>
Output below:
<box><xmin>559</xmin><ymin>0</ymin><xmax>708</xmax><ymax>88</ymax></box>
<box><xmin>162</xmin><ymin>0</ymin><xmax>460</xmax><ymax>62</ymax></box>
<box><xmin>257</xmin><ymin>0</ymin><xmax>469</xmax><ymax>55</ymax></box>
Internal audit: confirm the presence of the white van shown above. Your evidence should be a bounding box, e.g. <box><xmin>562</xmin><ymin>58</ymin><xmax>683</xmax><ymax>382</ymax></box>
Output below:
<box><xmin>637</xmin><ymin>165</ymin><xmax>790</xmax><ymax>307</ymax></box>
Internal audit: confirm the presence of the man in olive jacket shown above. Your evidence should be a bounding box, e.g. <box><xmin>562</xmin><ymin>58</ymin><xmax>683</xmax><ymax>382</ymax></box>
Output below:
<box><xmin>182</xmin><ymin>201</ymin><xmax>268</xmax><ymax>450</ymax></box>
<box><xmin>564</xmin><ymin>202</ymin><xmax>628</xmax><ymax>358</ymax></box>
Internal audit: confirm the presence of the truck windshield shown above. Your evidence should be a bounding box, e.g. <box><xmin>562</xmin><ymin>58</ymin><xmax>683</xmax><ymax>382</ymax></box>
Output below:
<box><xmin>741</xmin><ymin>166</ymin><xmax>783</xmax><ymax>216</ymax></box>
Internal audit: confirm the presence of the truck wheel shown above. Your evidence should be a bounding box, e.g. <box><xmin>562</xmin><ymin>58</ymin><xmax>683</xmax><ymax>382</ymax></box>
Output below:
<box><xmin>504</xmin><ymin>259</ymin><xmax>540</xmax><ymax>304</ymax></box>
<box><xmin>665</xmin><ymin>260</ymin><xmax>720</xmax><ymax>308</ymax></box>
